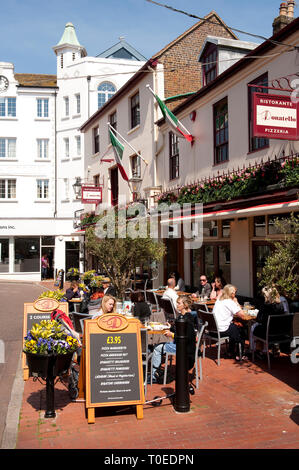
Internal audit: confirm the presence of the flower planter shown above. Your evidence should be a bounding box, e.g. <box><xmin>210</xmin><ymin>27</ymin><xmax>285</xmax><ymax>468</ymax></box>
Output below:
<box><xmin>53</xmin><ymin>352</ymin><xmax>74</xmax><ymax>376</ymax></box>
<box><xmin>25</xmin><ymin>352</ymin><xmax>54</xmax><ymax>378</ymax></box>
<box><xmin>25</xmin><ymin>352</ymin><xmax>74</xmax><ymax>378</ymax></box>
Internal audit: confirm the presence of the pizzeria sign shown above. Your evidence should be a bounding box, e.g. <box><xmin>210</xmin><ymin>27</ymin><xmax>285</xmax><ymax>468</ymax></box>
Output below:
<box><xmin>81</xmin><ymin>185</ymin><xmax>102</xmax><ymax>204</ymax></box>
<box><xmin>253</xmin><ymin>92</ymin><xmax>299</xmax><ymax>140</ymax></box>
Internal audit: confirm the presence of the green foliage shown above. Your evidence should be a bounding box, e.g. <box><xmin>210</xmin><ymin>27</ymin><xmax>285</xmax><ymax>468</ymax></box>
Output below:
<box><xmin>259</xmin><ymin>212</ymin><xmax>299</xmax><ymax>301</ymax></box>
<box><xmin>85</xmin><ymin>208</ymin><xmax>166</xmax><ymax>300</ymax></box>
<box><xmin>158</xmin><ymin>157</ymin><xmax>299</xmax><ymax>206</ymax></box>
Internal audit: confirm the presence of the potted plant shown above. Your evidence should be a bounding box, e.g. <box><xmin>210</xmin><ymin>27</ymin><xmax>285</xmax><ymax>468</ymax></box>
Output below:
<box><xmin>82</xmin><ymin>270</ymin><xmax>96</xmax><ymax>286</ymax></box>
<box><xmin>67</xmin><ymin>267</ymin><xmax>80</xmax><ymax>281</ymax></box>
<box><xmin>38</xmin><ymin>289</ymin><xmax>67</xmax><ymax>302</ymax></box>
<box><xmin>23</xmin><ymin>319</ymin><xmax>80</xmax><ymax>378</ymax></box>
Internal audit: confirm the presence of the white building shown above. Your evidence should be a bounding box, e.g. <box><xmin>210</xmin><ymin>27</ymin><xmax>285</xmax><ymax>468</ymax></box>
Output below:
<box><xmin>0</xmin><ymin>23</ymin><xmax>146</xmax><ymax>281</ymax></box>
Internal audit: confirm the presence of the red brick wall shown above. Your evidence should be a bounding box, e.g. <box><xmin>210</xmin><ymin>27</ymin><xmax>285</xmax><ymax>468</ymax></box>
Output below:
<box><xmin>158</xmin><ymin>14</ymin><xmax>236</xmax><ymax>109</ymax></box>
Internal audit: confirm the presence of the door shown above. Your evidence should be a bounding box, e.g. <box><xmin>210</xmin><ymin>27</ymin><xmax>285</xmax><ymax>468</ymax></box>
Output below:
<box><xmin>110</xmin><ymin>167</ymin><xmax>118</xmax><ymax>206</ymax></box>
<box><xmin>65</xmin><ymin>241</ymin><xmax>80</xmax><ymax>272</ymax></box>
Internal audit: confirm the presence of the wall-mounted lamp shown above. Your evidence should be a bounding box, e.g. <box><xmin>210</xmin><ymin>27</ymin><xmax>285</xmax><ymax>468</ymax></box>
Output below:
<box><xmin>73</xmin><ymin>177</ymin><xmax>82</xmax><ymax>199</ymax></box>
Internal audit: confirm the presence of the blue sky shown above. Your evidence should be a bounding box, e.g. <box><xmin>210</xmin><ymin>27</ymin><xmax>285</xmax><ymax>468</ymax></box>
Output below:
<box><xmin>0</xmin><ymin>0</ymin><xmax>296</xmax><ymax>74</ymax></box>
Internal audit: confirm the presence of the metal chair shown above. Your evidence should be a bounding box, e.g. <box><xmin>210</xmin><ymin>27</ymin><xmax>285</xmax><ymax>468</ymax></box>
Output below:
<box><xmin>71</xmin><ymin>312</ymin><xmax>94</xmax><ymax>335</ymax></box>
<box><xmin>197</xmin><ymin>309</ymin><xmax>230</xmax><ymax>366</ymax></box>
<box><xmin>140</xmin><ymin>328</ymin><xmax>153</xmax><ymax>397</ymax></box>
<box><xmin>158</xmin><ymin>297</ymin><xmax>177</xmax><ymax>322</ymax></box>
<box><xmin>194</xmin><ymin>321</ymin><xmax>208</xmax><ymax>388</ymax></box>
<box><xmin>252</xmin><ymin>313</ymin><xmax>294</xmax><ymax>369</ymax></box>
<box><xmin>146</xmin><ymin>290</ymin><xmax>159</xmax><ymax>314</ymax></box>
<box><xmin>163</xmin><ymin>322</ymin><xmax>208</xmax><ymax>386</ymax></box>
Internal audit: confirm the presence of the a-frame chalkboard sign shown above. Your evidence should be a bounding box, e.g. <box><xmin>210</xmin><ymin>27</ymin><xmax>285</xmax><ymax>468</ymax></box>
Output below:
<box><xmin>22</xmin><ymin>298</ymin><xmax>69</xmax><ymax>380</ymax></box>
<box><xmin>83</xmin><ymin>314</ymin><xmax>145</xmax><ymax>424</ymax></box>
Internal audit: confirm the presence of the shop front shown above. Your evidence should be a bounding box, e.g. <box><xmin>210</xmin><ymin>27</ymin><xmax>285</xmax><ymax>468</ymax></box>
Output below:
<box><xmin>0</xmin><ymin>218</ymin><xmax>80</xmax><ymax>281</ymax></box>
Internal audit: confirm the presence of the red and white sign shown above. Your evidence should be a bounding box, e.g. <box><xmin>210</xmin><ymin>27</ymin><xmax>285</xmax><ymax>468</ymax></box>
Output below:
<box><xmin>253</xmin><ymin>92</ymin><xmax>298</xmax><ymax>140</ymax></box>
<box><xmin>81</xmin><ymin>186</ymin><xmax>102</xmax><ymax>204</ymax></box>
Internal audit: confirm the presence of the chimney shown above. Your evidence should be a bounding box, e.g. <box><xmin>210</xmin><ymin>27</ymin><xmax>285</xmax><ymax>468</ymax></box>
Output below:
<box><xmin>287</xmin><ymin>0</ymin><xmax>295</xmax><ymax>18</ymax></box>
<box><xmin>272</xmin><ymin>2</ymin><xmax>294</xmax><ymax>34</ymax></box>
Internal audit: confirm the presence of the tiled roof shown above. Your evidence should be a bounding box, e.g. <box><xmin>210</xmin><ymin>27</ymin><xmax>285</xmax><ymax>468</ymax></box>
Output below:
<box><xmin>14</xmin><ymin>73</ymin><xmax>57</xmax><ymax>87</ymax></box>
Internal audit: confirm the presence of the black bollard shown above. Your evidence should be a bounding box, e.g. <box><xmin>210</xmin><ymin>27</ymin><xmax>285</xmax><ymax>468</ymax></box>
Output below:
<box><xmin>174</xmin><ymin>314</ymin><xmax>190</xmax><ymax>413</ymax></box>
<box><xmin>45</xmin><ymin>357</ymin><xmax>56</xmax><ymax>418</ymax></box>
<box><xmin>58</xmin><ymin>269</ymin><xmax>64</xmax><ymax>290</ymax></box>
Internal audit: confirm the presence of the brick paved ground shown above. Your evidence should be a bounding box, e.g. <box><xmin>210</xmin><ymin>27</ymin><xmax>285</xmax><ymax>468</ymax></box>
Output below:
<box><xmin>17</xmin><ymin>345</ymin><xmax>299</xmax><ymax>450</ymax></box>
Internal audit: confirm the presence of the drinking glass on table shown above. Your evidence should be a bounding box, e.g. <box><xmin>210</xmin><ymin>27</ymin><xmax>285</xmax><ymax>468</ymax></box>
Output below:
<box><xmin>244</xmin><ymin>302</ymin><xmax>250</xmax><ymax>312</ymax></box>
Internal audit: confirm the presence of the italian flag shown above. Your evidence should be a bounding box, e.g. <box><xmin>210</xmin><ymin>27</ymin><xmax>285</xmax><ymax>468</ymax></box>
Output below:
<box><xmin>109</xmin><ymin>129</ymin><xmax>129</xmax><ymax>182</ymax></box>
<box><xmin>148</xmin><ymin>87</ymin><xmax>193</xmax><ymax>143</ymax></box>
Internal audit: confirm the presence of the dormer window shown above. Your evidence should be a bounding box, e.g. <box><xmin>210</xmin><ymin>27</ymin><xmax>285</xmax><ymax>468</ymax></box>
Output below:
<box><xmin>202</xmin><ymin>44</ymin><xmax>218</xmax><ymax>86</ymax></box>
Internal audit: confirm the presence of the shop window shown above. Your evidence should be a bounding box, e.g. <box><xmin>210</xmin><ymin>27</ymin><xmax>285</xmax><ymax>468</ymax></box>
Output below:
<box><xmin>254</xmin><ymin>216</ymin><xmax>266</xmax><ymax>236</ymax></box>
<box><xmin>268</xmin><ymin>213</ymin><xmax>293</xmax><ymax>234</ymax></box>
<box><xmin>203</xmin><ymin>220</ymin><xmax>218</xmax><ymax>237</ymax></box>
<box><xmin>222</xmin><ymin>219</ymin><xmax>232</xmax><ymax>237</ymax></box>
<box><xmin>0</xmin><ymin>239</ymin><xmax>9</xmax><ymax>272</ymax></box>
<box><xmin>14</xmin><ymin>237</ymin><xmax>40</xmax><ymax>272</ymax></box>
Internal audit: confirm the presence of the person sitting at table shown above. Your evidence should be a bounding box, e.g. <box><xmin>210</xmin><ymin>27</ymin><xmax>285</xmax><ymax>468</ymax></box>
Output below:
<box><xmin>170</xmin><ymin>271</ymin><xmax>185</xmax><ymax>292</ymax></box>
<box><xmin>150</xmin><ymin>296</ymin><xmax>196</xmax><ymax>383</ymax></box>
<box><xmin>194</xmin><ymin>274</ymin><xmax>211</xmax><ymax>299</ymax></box>
<box><xmin>87</xmin><ymin>287</ymin><xmax>104</xmax><ymax>314</ymax></box>
<box><xmin>162</xmin><ymin>278</ymin><xmax>178</xmax><ymax>305</ymax></box>
<box><xmin>210</xmin><ymin>276</ymin><xmax>224</xmax><ymax>300</ymax></box>
<box><xmin>212</xmin><ymin>284</ymin><xmax>248</xmax><ymax>361</ymax></box>
<box><xmin>65</xmin><ymin>281</ymin><xmax>81</xmax><ymax>312</ymax></box>
<box><xmin>91</xmin><ymin>295</ymin><xmax>117</xmax><ymax>319</ymax></box>
<box><xmin>133</xmin><ymin>292</ymin><xmax>151</xmax><ymax>323</ymax></box>
<box><xmin>102</xmin><ymin>277</ymin><xmax>117</xmax><ymax>297</ymax></box>
<box><xmin>249</xmin><ymin>286</ymin><xmax>285</xmax><ymax>357</ymax></box>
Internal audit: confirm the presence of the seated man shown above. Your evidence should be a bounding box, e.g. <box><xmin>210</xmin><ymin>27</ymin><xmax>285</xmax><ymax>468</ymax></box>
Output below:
<box><xmin>197</xmin><ymin>274</ymin><xmax>212</xmax><ymax>298</ymax></box>
<box><xmin>162</xmin><ymin>278</ymin><xmax>178</xmax><ymax>305</ymax></box>
<box><xmin>150</xmin><ymin>296</ymin><xmax>196</xmax><ymax>383</ymax></box>
<box><xmin>102</xmin><ymin>277</ymin><xmax>117</xmax><ymax>297</ymax></box>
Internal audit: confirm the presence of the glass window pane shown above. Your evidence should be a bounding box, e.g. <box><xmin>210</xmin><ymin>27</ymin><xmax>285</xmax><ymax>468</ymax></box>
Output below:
<box><xmin>0</xmin><ymin>239</ymin><xmax>9</xmax><ymax>272</ymax></box>
<box><xmin>204</xmin><ymin>245</ymin><xmax>214</xmax><ymax>280</ymax></box>
<box><xmin>41</xmin><ymin>236</ymin><xmax>55</xmax><ymax>246</ymax></box>
<box><xmin>222</xmin><ymin>219</ymin><xmax>232</xmax><ymax>237</ymax></box>
<box><xmin>218</xmin><ymin>246</ymin><xmax>231</xmax><ymax>283</ymax></box>
<box><xmin>203</xmin><ymin>221</ymin><xmax>218</xmax><ymax>237</ymax></box>
<box><xmin>254</xmin><ymin>216</ymin><xmax>266</xmax><ymax>236</ymax></box>
<box><xmin>14</xmin><ymin>237</ymin><xmax>40</xmax><ymax>272</ymax></box>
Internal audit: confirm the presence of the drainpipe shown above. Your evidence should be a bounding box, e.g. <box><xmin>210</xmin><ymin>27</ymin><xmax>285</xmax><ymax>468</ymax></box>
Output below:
<box><xmin>54</xmin><ymin>89</ymin><xmax>57</xmax><ymax>218</ymax></box>
<box><xmin>87</xmin><ymin>76</ymin><xmax>91</xmax><ymax>118</ymax></box>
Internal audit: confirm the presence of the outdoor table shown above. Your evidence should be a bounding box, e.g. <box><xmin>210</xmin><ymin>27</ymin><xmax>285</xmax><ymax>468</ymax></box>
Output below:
<box><xmin>233</xmin><ymin>311</ymin><xmax>258</xmax><ymax>339</ymax></box>
<box><xmin>192</xmin><ymin>298</ymin><xmax>216</xmax><ymax>311</ymax></box>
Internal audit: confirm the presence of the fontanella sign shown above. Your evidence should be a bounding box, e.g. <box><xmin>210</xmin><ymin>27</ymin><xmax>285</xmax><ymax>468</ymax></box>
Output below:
<box><xmin>253</xmin><ymin>92</ymin><xmax>299</xmax><ymax>140</ymax></box>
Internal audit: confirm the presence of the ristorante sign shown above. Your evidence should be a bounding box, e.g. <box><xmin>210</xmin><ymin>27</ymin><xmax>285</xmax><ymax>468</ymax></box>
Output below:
<box><xmin>81</xmin><ymin>185</ymin><xmax>102</xmax><ymax>204</ymax></box>
<box><xmin>253</xmin><ymin>92</ymin><xmax>299</xmax><ymax>140</ymax></box>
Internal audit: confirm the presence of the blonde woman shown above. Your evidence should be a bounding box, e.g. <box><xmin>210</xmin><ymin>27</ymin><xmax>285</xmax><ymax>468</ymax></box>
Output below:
<box><xmin>212</xmin><ymin>284</ymin><xmax>247</xmax><ymax>360</ymax></box>
<box><xmin>91</xmin><ymin>295</ymin><xmax>117</xmax><ymax>319</ymax></box>
<box><xmin>249</xmin><ymin>287</ymin><xmax>285</xmax><ymax>357</ymax></box>
<box><xmin>150</xmin><ymin>296</ymin><xmax>196</xmax><ymax>383</ymax></box>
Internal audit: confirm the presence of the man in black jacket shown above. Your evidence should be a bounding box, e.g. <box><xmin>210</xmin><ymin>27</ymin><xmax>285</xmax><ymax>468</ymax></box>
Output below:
<box><xmin>102</xmin><ymin>277</ymin><xmax>117</xmax><ymax>297</ymax></box>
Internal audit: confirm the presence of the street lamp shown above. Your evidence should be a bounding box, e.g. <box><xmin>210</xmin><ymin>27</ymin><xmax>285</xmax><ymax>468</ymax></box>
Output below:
<box><xmin>73</xmin><ymin>177</ymin><xmax>82</xmax><ymax>199</ymax></box>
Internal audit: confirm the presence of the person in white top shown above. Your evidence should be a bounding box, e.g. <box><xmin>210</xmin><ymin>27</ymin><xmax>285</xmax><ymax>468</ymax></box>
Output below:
<box><xmin>162</xmin><ymin>278</ymin><xmax>178</xmax><ymax>305</ymax></box>
<box><xmin>212</xmin><ymin>284</ymin><xmax>247</xmax><ymax>360</ymax></box>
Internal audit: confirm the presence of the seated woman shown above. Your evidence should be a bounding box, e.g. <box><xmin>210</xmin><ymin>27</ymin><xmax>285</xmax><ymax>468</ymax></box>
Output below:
<box><xmin>133</xmin><ymin>292</ymin><xmax>151</xmax><ymax>322</ymax></box>
<box><xmin>212</xmin><ymin>284</ymin><xmax>248</xmax><ymax>360</ymax></box>
<box><xmin>65</xmin><ymin>281</ymin><xmax>81</xmax><ymax>312</ymax></box>
<box><xmin>210</xmin><ymin>277</ymin><xmax>224</xmax><ymax>300</ymax></box>
<box><xmin>249</xmin><ymin>286</ymin><xmax>285</xmax><ymax>355</ymax></box>
<box><xmin>170</xmin><ymin>271</ymin><xmax>185</xmax><ymax>292</ymax></box>
<box><xmin>150</xmin><ymin>296</ymin><xmax>196</xmax><ymax>383</ymax></box>
<box><xmin>91</xmin><ymin>295</ymin><xmax>117</xmax><ymax>319</ymax></box>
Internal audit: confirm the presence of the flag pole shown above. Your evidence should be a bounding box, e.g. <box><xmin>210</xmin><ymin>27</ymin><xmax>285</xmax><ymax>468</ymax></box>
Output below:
<box><xmin>107</xmin><ymin>123</ymin><xmax>149</xmax><ymax>166</ymax></box>
<box><xmin>146</xmin><ymin>84</ymin><xmax>193</xmax><ymax>138</ymax></box>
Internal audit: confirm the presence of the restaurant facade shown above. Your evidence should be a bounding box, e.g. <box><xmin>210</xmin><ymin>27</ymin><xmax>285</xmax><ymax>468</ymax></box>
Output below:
<box><xmin>156</xmin><ymin>13</ymin><xmax>299</xmax><ymax>297</ymax></box>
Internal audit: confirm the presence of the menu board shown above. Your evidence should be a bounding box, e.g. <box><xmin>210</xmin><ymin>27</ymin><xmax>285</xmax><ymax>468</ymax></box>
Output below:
<box><xmin>84</xmin><ymin>314</ymin><xmax>144</xmax><ymax>424</ymax></box>
<box><xmin>22</xmin><ymin>299</ymin><xmax>69</xmax><ymax>380</ymax></box>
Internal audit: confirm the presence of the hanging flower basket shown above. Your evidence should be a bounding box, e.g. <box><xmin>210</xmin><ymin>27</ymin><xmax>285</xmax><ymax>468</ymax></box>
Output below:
<box><xmin>25</xmin><ymin>352</ymin><xmax>53</xmax><ymax>378</ymax></box>
<box><xmin>53</xmin><ymin>352</ymin><xmax>74</xmax><ymax>377</ymax></box>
